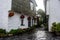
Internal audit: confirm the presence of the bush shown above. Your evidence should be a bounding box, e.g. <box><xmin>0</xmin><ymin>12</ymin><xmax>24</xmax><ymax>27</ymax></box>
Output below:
<box><xmin>55</xmin><ymin>23</ymin><xmax>60</xmax><ymax>32</ymax></box>
<box><xmin>0</xmin><ymin>25</ymin><xmax>36</xmax><ymax>37</ymax></box>
<box><xmin>0</xmin><ymin>29</ymin><xmax>6</xmax><ymax>34</ymax></box>
<box><xmin>0</xmin><ymin>29</ymin><xmax>6</xmax><ymax>37</ymax></box>
<box><xmin>17</xmin><ymin>29</ymin><xmax>26</xmax><ymax>34</ymax></box>
<box><xmin>51</xmin><ymin>22</ymin><xmax>56</xmax><ymax>32</ymax></box>
<box><xmin>8</xmin><ymin>29</ymin><xmax>18</xmax><ymax>35</ymax></box>
<box><xmin>52</xmin><ymin>22</ymin><xmax>56</xmax><ymax>27</ymax></box>
<box><xmin>51</xmin><ymin>22</ymin><xmax>60</xmax><ymax>32</ymax></box>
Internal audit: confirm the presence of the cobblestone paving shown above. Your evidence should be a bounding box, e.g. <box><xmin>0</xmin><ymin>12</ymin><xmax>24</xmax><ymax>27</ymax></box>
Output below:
<box><xmin>34</xmin><ymin>28</ymin><xmax>60</xmax><ymax>40</ymax></box>
<box><xmin>0</xmin><ymin>28</ymin><xmax>60</xmax><ymax>40</ymax></box>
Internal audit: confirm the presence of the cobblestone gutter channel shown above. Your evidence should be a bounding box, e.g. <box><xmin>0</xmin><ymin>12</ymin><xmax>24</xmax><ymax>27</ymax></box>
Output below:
<box><xmin>0</xmin><ymin>28</ymin><xmax>60</xmax><ymax>40</ymax></box>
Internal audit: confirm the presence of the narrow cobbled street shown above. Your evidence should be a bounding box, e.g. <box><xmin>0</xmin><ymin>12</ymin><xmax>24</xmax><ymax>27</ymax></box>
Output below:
<box><xmin>34</xmin><ymin>27</ymin><xmax>60</xmax><ymax>40</ymax></box>
<box><xmin>0</xmin><ymin>27</ymin><xmax>60</xmax><ymax>40</ymax></box>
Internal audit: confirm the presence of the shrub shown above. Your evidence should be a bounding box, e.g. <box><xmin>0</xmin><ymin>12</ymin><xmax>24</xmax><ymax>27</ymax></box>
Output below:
<box><xmin>51</xmin><ymin>22</ymin><xmax>56</xmax><ymax>32</ymax></box>
<box><xmin>0</xmin><ymin>29</ymin><xmax>6</xmax><ymax>34</ymax></box>
<box><xmin>9</xmin><ymin>29</ymin><xmax>27</xmax><ymax>35</ymax></box>
<box><xmin>17</xmin><ymin>29</ymin><xmax>26</xmax><ymax>34</ymax></box>
<box><xmin>8</xmin><ymin>25</ymin><xmax>36</xmax><ymax>35</ymax></box>
<box><xmin>52</xmin><ymin>22</ymin><xmax>56</xmax><ymax>27</ymax></box>
<box><xmin>0</xmin><ymin>29</ymin><xmax>6</xmax><ymax>37</ymax></box>
<box><xmin>0</xmin><ymin>25</ymin><xmax>37</xmax><ymax>37</ymax></box>
<box><xmin>51</xmin><ymin>22</ymin><xmax>60</xmax><ymax>32</ymax></box>
<box><xmin>51</xmin><ymin>26</ymin><xmax>56</xmax><ymax>32</ymax></box>
<box><xmin>8</xmin><ymin>29</ymin><xmax>17</xmax><ymax>35</ymax></box>
<box><xmin>55</xmin><ymin>23</ymin><xmax>60</xmax><ymax>32</ymax></box>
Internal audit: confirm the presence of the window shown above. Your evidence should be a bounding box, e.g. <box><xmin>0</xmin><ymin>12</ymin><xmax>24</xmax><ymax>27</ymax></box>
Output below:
<box><xmin>27</xmin><ymin>17</ymin><xmax>31</xmax><ymax>27</ymax></box>
<box><xmin>30</xmin><ymin>2</ymin><xmax>34</xmax><ymax>10</ymax></box>
<box><xmin>20</xmin><ymin>15</ymin><xmax>25</xmax><ymax>26</ymax></box>
<box><xmin>21</xmin><ymin>19</ymin><xmax>24</xmax><ymax>26</ymax></box>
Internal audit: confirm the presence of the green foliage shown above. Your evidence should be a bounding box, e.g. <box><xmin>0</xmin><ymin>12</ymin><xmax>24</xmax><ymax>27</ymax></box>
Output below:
<box><xmin>37</xmin><ymin>9</ymin><xmax>45</xmax><ymax>18</ymax></box>
<box><xmin>52</xmin><ymin>22</ymin><xmax>56</xmax><ymax>26</ymax></box>
<box><xmin>17</xmin><ymin>29</ymin><xmax>26</xmax><ymax>34</ymax></box>
<box><xmin>51</xmin><ymin>22</ymin><xmax>60</xmax><ymax>32</ymax></box>
<box><xmin>0</xmin><ymin>25</ymin><xmax>37</xmax><ymax>37</ymax></box>
<box><xmin>8</xmin><ymin>29</ymin><xmax>17</xmax><ymax>35</ymax></box>
<box><xmin>8</xmin><ymin>25</ymin><xmax>36</xmax><ymax>35</ymax></box>
<box><xmin>55</xmin><ymin>23</ymin><xmax>60</xmax><ymax>32</ymax></box>
<box><xmin>0</xmin><ymin>29</ymin><xmax>6</xmax><ymax>34</ymax></box>
<box><xmin>51</xmin><ymin>22</ymin><xmax>56</xmax><ymax>32</ymax></box>
<box><xmin>37</xmin><ymin>9</ymin><xmax>46</xmax><ymax>26</ymax></box>
<box><xmin>8</xmin><ymin>29</ymin><xmax>26</xmax><ymax>35</ymax></box>
<box><xmin>0</xmin><ymin>29</ymin><xmax>6</xmax><ymax>37</ymax></box>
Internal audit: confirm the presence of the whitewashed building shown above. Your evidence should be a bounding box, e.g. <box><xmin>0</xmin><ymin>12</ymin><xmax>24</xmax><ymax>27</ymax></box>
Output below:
<box><xmin>44</xmin><ymin>0</ymin><xmax>60</xmax><ymax>32</ymax></box>
<box><xmin>0</xmin><ymin>0</ymin><xmax>37</xmax><ymax>31</ymax></box>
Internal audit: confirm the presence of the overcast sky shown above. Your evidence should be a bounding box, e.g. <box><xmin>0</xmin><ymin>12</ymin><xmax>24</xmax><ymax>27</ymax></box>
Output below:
<box><xmin>35</xmin><ymin>0</ymin><xmax>45</xmax><ymax>11</ymax></box>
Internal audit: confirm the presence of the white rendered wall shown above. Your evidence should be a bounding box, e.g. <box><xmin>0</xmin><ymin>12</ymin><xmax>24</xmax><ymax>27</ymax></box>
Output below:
<box><xmin>8</xmin><ymin>12</ymin><xmax>33</xmax><ymax>31</ymax></box>
<box><xmin>0</xmin><ymin>0</ymin><xmax>36</xmax><ymax>31</ymax></box>
<box><xmin>47</xmin><ymin>0</ymin><xmax>60</xmax><ymax>31</ymax></box>
<box><xmin>0</xmin><ymin>0</ymin><xmax>12</xmax><ymax>30</ymax></box>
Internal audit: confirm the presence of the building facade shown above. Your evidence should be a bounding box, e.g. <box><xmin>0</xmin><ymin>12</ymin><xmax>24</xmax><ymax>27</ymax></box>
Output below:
<box><xmin>44</xmin><ymin>0</ymin><xmax>60</xmax><ymax>32</ymax></box>
<box><xmin>0</xmin><ymin>0</ymin><xmax>37</xmax><ymax>31</ymax></box>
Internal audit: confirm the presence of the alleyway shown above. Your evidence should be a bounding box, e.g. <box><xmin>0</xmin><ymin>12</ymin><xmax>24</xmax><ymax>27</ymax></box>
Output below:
<box><xmin>0</xmin><ymin>27</ymin><xmax>60</xmax><ymax>40</ymax></box>
<box><xmin>34</xmin><ymin>28</ymin><xmax>60</xmax><ymax>40</ymax></box>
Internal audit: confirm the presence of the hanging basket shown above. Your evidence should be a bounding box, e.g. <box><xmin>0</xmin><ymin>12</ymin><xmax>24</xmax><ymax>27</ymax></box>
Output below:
<box><xmin>27</xmin><ymin>17</ymin><xmax>31</xmax><ymax>20</ymax></box>
<box><xmin>20</xmin><ymin>15</ymin><xmax>25</xmax><ymax>19</ymax></box>
<box><xmin>9</xmin><ymin>11</ymin><xmax>14</xmax><ymax>17</ymax></box>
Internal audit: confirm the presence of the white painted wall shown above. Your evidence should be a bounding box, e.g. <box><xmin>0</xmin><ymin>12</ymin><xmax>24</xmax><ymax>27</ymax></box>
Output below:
<box><xmin>47</xmin><ymin>0</ymin><xmax>60</xmax><ymax>31</ymax></box>
<box><xmin>8</xmin><ymin>12</ymin><xmax>33</xmax><ymax>31</ymax></box>
<box><xmin>0</xmin><ymin>0</ymin><xmax>36</xmax><ymax>32</ymax></box>
<box><xmin>0</xmin><ymin>0</ymin><xmax>12</xmax><ymax>30</ymax></box>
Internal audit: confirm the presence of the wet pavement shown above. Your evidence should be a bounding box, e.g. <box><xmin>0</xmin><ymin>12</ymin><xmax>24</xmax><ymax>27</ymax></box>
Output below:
<box><xmin>34</xmin><ymin>28</ymin><xmax>60</xmax><ymax>40</ymax></box>
<box><xmin>0</xmin><ymin>27</ymin><xmax>60</xmax><ymax>40</ymax></box>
